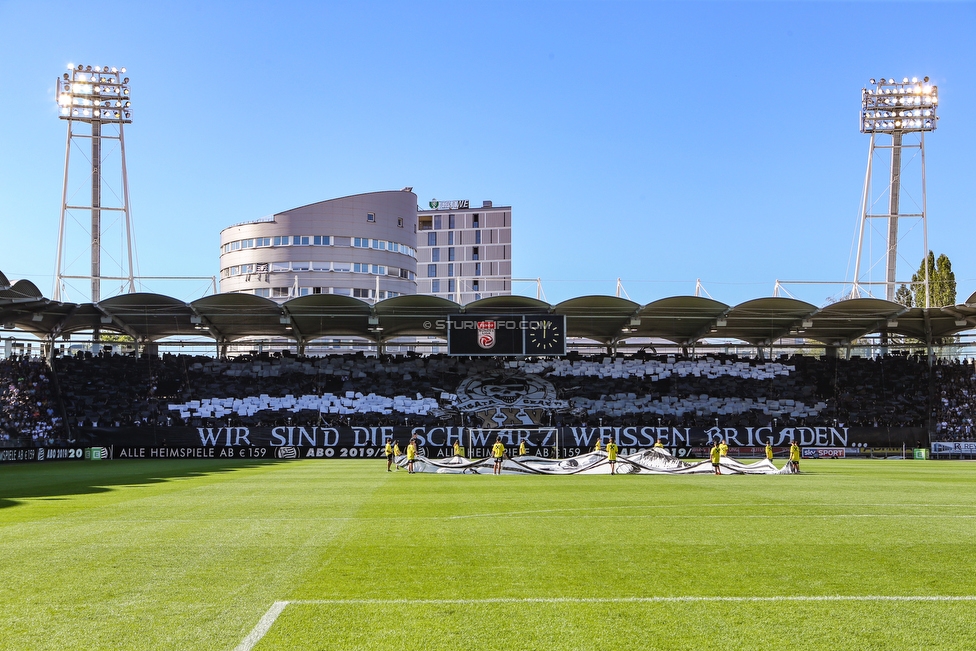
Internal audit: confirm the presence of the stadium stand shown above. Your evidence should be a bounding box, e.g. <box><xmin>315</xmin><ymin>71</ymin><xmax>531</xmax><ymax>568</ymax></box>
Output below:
<box><xmin>0</xmin><ymin>350</ymin><xmax>959</xmax><ymax>440</ymax></box>
<box><xmin>0</xmin><ymin>357</ymin><xmax>61</xmax><ymax>445</ymax></box>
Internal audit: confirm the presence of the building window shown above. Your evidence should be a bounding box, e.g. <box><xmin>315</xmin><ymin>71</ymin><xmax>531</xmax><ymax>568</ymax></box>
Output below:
<box><xmin>256</xmin><ymin>237</ymin><xmax>271</xmax><ymax>247</ymax></box>
<box><xmin>313</xmin><ymin>235</ymin><xmax>331</xmax><ymax>245</ymax></box>
<box><xmin>474</xmin><ymin>293</ymin><xmax>482</xmax><ymax>301</ymax></box>
<box><xmin>312</xmin><ymin>287</ymin><xmax>323</xmax><ymax>294</ymax></box>
<box><xmin>353</xmin><ymin>237</ymin><xmax>369</xmax><ymax>248</ymax></box>
<box><xmin>367</xmin><ymin>212</ymin><xmax>375</xmax><ymax>222</ymax></box>
<box><xmin>353</xmin><ymin>288</ymin><xmax>372</xmax><ymax>298</ymax></box>
<box><xmin>293</xmin><ymin>236</ymin><xmax>310</xmax><ymax>245</ymax></box>
<box><xmin>475</xmin><ymin>230</ymin><xmax>481</xmax><ymax>244</ymax></box>
<box><xmin>431</xmin><ymin>248</ymin><xmax>440</xmax><ymax>262</ymax></box>
<box><xmin>475</xmin><ymin>262</ymin><xmax>482</xmax><ymax>276</ymax></box>
<box><xmin>448</xmin><ymin>214</ymin><xmax>455</xmax><ymax>229</ymax></box>
<box><xmin>472</xmin><ymin>247</ymin><xmax>479</xmax><ymax>260</ymax></box>
<box><xmin>272</xmin><ymin>236</ymin><xmax>288</xmax><ymax>246</ymax></box>
<box><xmin>447</xmin><ymin>263</ymin><xmax>454</xmax><ymax>277</ymax></box>
<box><xmin>431</xmin><ymin>279</ymin><xmax>440</xmax><ymax>293</ymax></box>
<box><xmin>447</xmin><ymin>232</ymin><xmax>454</xmax><ymax>246</ymax></box>
<box><xmin>272</xmin><ymin>287</ymin><xmax>289</xmax><ymax>298</ymax></box>
<box><xmin>427</xmin><ymin>232</ymin><xmax>437</xmax><ymax>247</ymax></box>
<box><xmin>448</xmin><ymin>247</ymin><xmax>455</xmax><ymax>261</ymax></box>
<box><xmin>428</xmin><ymin>264</ymin><xmax>437</xmax><ymax>278</ymax></box>
<box><xmin>472</xmin><ymin>214</ymin><xmax>480</xmax><ymax>228</ymax></box>
<box><xmin>398</xmin><ymin>217</ymin><xmax>403</xmax><ymax>228</ymax></box>
<box><xmin>434</xmin><ymin>215</ymin><xmax>442</xmax><ymax>230</ymax></box>
<box><xmin>448</xmin><ymin>279</ymin><xmax>456</xmax><ymax>293</ymax></box>
<box><xmin>254</xmin><ymin>288</ymin><xmax>270</xmax><ymax>297</ymax></box>
<box><xmin>472</xmin><ymin>280</ymin><xmax>480</xmax><ymax>291</ymax></box>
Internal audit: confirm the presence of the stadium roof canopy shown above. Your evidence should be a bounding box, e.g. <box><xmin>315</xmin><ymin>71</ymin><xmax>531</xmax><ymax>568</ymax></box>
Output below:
<box><xmin>1</xmin><ymin>268</ymin><xmax>973</xmax><ymax>350</ymax></box>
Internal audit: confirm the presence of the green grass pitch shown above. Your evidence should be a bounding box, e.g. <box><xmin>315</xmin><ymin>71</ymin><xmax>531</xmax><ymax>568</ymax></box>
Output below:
<box><xmin>2</xmin><ymin>458</ymin><xmax>976</xmax><ymax>650</ymax></box>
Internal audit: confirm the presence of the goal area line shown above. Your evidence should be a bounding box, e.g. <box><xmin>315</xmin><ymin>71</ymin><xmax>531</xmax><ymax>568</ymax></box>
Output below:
<box><xmin>233</xmin><ymin>595</ymin><xmax>976</xmax><ymax>651</ymax></box>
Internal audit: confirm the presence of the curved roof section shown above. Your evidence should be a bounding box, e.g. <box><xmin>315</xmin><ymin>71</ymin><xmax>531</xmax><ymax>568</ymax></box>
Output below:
<box><xmin>98</xmin><ymin>293</ymin><xmax>198</xmax><ymax>341</ymax></box>
<box><xmin>0</xmin><ymin>279</ymin><xmax>43</xmax><ymax>301</ymax></box>
<box><xmin>373</xmin><ymin>295</ymin><xmax>460</xmax><ymax>339</ymax></box>
<box><xmin>464</xmin><ymin>295</ymin><xmax>552</xmax><ymax>314</ymax></box>
<box><xmin>797</xmin><ymin>298</ymin><xmax>904</xmax><ymax>345</ymax></box>
<box><xmin>554</xmin><ymin>296</ymin><xmax>641</xmax><ymax>344</ymax></box>
<box><xmin>190</xmin><ymin>293</ymin><xmax>286</xmax><ymax>342</ymax></box>
<box><xmin>893</xmin><ymin>307</ymin><xmax>972</xmax><ymax>341</ymax></box>
<box><xmin>282</xmin><ymin>294</ymin><xmax>373</xmax><ymax>340</ymax></box>
<box><xmin>0</xmin><ymin>270</ymin><xmax>8</xmax><ymax>288</ymax></box>
<box><xmin>1</xmin><ymin>268</ymin><xmax>973</xmax><ymax>347</ymax></box>
<box><xmin>720</xmin><ymin>298</ymin><xmax>818</xmax><ymax>345</ymax></box>
<box><xmin>634</xmin><ymin>296</ymin><xmax>730</xmax><ymax>345</ymax></box>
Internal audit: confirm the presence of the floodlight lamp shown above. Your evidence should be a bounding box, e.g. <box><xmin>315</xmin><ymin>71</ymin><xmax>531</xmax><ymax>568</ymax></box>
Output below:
<box><xmin>120</xmin><ymin>67</ymin><xmax>126</xmax><ymax>73</ymax></box>
<box><xmin>870</xmin><ymin>78</ymin><xmax>876</xmax><ymax>84</ymax></box>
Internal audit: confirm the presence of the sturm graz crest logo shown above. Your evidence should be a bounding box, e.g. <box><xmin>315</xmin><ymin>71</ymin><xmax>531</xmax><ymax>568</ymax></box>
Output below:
<box><xmin>276</xmin><ymin>447</ymin><xmax>299</xmax><ymax>459</ymax></box>
<box><xmin>477</xmin><ymin>320</ymin><xmax>497</xmax><ymax>349</ymax></box>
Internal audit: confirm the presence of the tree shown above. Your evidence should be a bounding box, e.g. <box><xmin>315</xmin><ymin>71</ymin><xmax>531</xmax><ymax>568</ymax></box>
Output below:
<box><xmin>911</xmin><ymin>252</ymin><xmax>956</xmax><ymax>308</ymax></box>
<box><xmin>895</xmin><ymin>283</ymin><xmax>913</xmax><ymax>308</ymax></box>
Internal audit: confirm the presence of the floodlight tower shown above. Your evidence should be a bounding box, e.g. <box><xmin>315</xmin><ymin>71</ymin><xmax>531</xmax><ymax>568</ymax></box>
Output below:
<box><xmin>851</xmin><ymin>76</ymin><xmax>938</xmax><ymax>305</ymax></box>
<box><xmin>53</xmin><ymin>64</ymin><xmax>135</xmax><ymax>303</ymax></box>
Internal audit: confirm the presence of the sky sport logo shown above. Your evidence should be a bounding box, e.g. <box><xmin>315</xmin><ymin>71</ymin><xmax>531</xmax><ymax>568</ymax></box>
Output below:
<box><xmin>477</xmin><ymin>321</ymin><xmax>496</xmax><ymax>349</ymax></box>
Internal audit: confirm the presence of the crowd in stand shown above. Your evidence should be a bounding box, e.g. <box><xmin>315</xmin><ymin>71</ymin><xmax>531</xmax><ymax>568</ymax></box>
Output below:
<box><xmin>933</xmin><ymin>358</ymin><xmax>976</xmax><ymax>441</ymax></box>
<box><xmin>0</xmin><ymin>357</ymin><xmax>62</xmax><ymax>445</ymax></box>
<box><xmin>3</xmin><ymin>349</ymin><xmax>976</xmax><ymax>443</ymax></box>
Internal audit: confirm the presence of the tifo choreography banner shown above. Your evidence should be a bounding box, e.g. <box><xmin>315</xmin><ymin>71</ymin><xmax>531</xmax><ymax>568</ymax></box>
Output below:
<box><xmin>57</xmin><ymin>424</ymin><xmax>923</xmax><ymax>458</ymax></box>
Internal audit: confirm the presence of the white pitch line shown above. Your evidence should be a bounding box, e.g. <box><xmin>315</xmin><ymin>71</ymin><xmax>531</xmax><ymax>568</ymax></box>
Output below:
<box><xmin>233</xmin><ymin>600</ymin><xmax>289</xmax><ymax>651</ymax></box>
<box><xmin>450</xmin><ymin>512</ymin><xmax>976</xmax><ymax>520</ymax></box>
<box><xmin>287</xmin><ymin>595</ymin><xmax>976</xmax><ymax>605</ymax></box>
<box><xmin>447</xmin><ymin>503</ymin><xmax>976</xmax><ymax>519</ymax></box>
<box><xmin>234</xmin><ymin>595</ymin><xmax>976</xmax><ymax>650</ymax></box>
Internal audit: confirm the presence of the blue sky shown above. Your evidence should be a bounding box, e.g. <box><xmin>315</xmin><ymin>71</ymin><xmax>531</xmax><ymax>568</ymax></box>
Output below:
<box><xmin>1</xmin><ymin>1</ymin><xmax>974</xmax><ymax>307</ymax></box>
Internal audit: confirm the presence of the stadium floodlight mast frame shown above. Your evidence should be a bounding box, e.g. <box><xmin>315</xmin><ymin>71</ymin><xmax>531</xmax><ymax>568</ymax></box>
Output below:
<box><xmin>851</xmin><ymin>76</ymin><xmax>938</xmax><ymax>306</ymax></box>
<box><xmin>53</xmin><ymin>63</ymin><xmax>135</xmax><ymax>303</ymax></box>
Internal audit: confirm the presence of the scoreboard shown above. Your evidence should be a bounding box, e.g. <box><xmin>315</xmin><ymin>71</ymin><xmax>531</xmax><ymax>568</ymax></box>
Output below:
<box><xmin>447</xmin><ymin>314</ymin><xmax>566</xmax><ymax>356</ymax></box>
